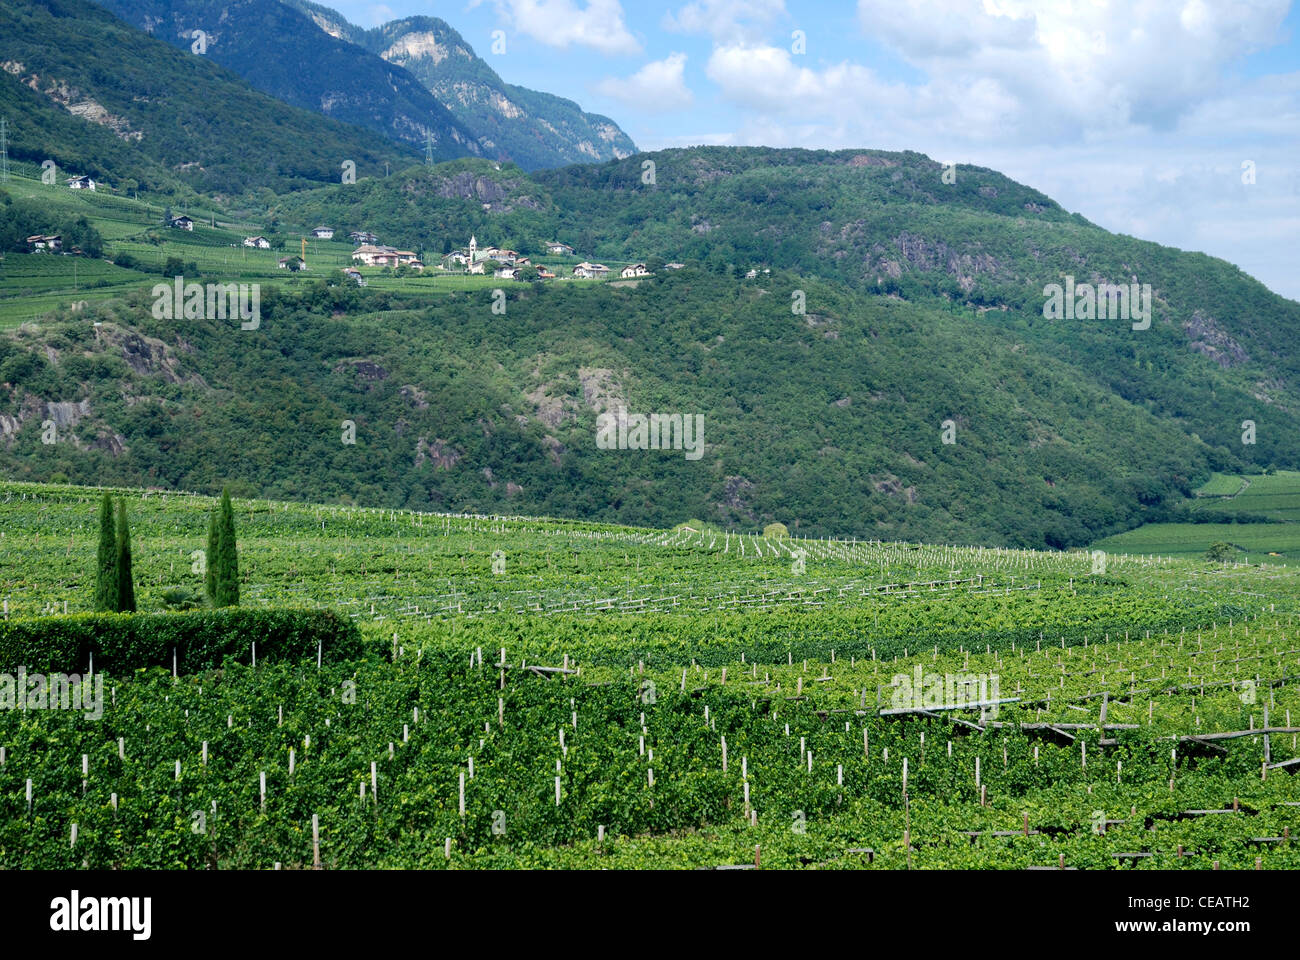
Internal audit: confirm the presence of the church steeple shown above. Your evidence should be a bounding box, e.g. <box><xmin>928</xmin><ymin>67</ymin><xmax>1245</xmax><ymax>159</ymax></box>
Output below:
<box><xmin>469</xmin><ymin>234</ymin><xmax>477</xmax><ymax>262</ymax></box>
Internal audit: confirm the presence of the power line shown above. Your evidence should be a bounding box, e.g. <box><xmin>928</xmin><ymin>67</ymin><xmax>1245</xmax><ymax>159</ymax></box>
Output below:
<box><xmin>0</xmin><ymin>118</ymin><xmax>10</xmax><ymax>183</ymax></box>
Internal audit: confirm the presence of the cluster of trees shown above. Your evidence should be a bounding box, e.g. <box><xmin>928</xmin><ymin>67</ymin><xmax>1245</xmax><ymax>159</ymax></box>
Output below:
<box><xmin>92</xmin><ymin>489</ymin><xmax>239</xmax><ymax>612</ymax></box>
<box><xmin>0</xmin><ymin>195</ymin><xmax>104</xmax><ymax>258</ymax></box>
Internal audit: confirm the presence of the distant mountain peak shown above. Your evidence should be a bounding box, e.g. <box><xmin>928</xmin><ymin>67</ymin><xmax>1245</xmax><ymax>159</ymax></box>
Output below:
<box><xmin>284</xmin><ymin>1</ymin><xmax>637</xmax><ymax>170</ymax></box>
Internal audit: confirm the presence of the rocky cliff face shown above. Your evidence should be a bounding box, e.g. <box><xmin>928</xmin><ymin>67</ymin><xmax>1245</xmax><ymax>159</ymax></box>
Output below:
<box><xmin>354</xmin><ymin>15</ymin><xmax>636</xmax><ymax>170</ymax></box>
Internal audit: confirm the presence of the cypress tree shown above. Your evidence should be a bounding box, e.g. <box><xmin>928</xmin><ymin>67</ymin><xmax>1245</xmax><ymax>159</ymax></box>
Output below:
<box><xmin>94</xmin><ymin>492</ymin><xmax>117</xmax><ymax>612</ymax></box>
<box><xmin>214</xmin><ymin>488</ymin><xmax>239</xmax><ymax>607</ymax></box>
<box><xmin>115</xmin><ymin>499</ymin><xmax>136</xmax><ymax>613</ymax></box>
<box><xmin>205</xmin><ymin>506</ymin><xmax>220</xmax><ymax>604</ymax></box>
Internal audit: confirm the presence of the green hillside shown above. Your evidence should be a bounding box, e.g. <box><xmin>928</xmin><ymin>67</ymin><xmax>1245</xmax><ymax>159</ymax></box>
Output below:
<box><xmin>0</xmin><ymin>262</ymin><xmax>1217</xmax><ymax>547</ymax></box>
<box><xmin>0</xmin><ymin>0</ymin><xmax>418</xmax><ymax>197</ymax></box>
<box><xmin>5</xmin><ymin>144</ymin><xmax>1300</xmax><ymax>546</ymax></box>
<box><xmin>274</xmin><ymin>149</ymin><xmax>1300</xmax><ymax>468</ymax></box>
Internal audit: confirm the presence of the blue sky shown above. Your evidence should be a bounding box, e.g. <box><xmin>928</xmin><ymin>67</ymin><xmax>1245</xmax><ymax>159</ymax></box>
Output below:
<box><xmin>322</xmin><ymin>1</ymin><xmax>1299</xmax><ymax>300</ymax></box>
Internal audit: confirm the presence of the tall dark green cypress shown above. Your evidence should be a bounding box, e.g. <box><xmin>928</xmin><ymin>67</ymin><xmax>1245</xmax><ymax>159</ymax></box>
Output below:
<box><xmin>214</xmin><ymin>488</ymin><xmax>239</xmax><ymax>608</ymax></box>
<box><xmin>115</xmin><ymin>499</ymin><xmax>136</xmax><ymax>613</ymax></box>
<box><xmin>94</xmin><ymin>492</ymin><xmax>117</xmax><ymax>612</ymax></box>
<box><xmin>205</xmin><ymin>506</ymin><xmax>220</xmax><ymax>604</ymax></box>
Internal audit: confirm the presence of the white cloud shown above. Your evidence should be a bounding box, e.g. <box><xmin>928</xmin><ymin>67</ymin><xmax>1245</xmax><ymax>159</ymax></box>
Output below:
<box><xmin>856</xmin><ymin>0</ymin><xmax>1290</xmax><ymax>132</ymax></box>
<box><xmin>662</xmin><ymin>0</ymin><xmax>786</xmax><ymax>43</ymax></box>
<box><xmin>704</xmin><ymin>43</ymin><xmax>1014</xmax><ymax>138</ymax></box>
<box><xmin>476</xmin><ymin>0</ymin><xmax>641</xmax><ymax>56</ymax></box>
<box><xmin>596</xmin><ymin>53</ymin><xmax>694</xmax><ymax>112</ymax></box>
<box><xmin>701</xmin><ymin>24</ymin><xmax>1300</xmax><ymax>302</ymax></box>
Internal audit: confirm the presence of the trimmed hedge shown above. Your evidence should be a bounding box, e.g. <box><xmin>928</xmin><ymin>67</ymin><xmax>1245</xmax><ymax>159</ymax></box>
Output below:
<box><xmin>0</xmin><ymin>609</ymin><xmax>363</xmax><ymax>674</ymax></box>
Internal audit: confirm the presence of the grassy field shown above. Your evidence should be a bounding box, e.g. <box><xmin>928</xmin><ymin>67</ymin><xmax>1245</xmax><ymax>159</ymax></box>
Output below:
<box><xmin>1090</xmin><ymin>471</ymin><xmax>1300</xmax><ymax>566</ymax></box>
<box><xmin>1093</xmin><ymin>522</ymin><xmax>1300</xmax><ymax>566</ymax></box>
<box><xmin>1192</xmin><ymin>471</ymin><xmax>1300</xmax><ymax>522</ymax></box>
<box><xmin>1194</xmin><ymin>472</ymin><xmax>1249</xmax><ymax>498</ymax></box>
<box><xmin>1</xmin><ymin>480</ymin><xmax>1297</xmax><ymax>869</ymax></box>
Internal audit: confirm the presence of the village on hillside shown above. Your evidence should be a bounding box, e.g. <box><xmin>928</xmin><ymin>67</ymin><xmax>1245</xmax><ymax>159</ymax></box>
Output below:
<box><xmin>18</xmin><ymin>173</ymin><xmax>704</xmax><ymax>289</ymax></box>
<box><xmin>342</xmin><ymin>232</ymin><xmax>679</xmax><ymax>284</ymax></box>
<box><xmin>9</xmin><ymin>169</ymin><xmax>759</xmax><ymax>325</ymax></box>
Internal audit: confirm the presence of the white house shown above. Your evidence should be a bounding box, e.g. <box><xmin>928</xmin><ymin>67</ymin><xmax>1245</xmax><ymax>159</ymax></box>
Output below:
<box><xmin>311</xmin><ymin>227</ymin><xmax>334</xmax><ymax>239</ymax></box>
<box><xmin>482</xmin><ymin>247</ymin><xmax>520</xmax><ymax>264</ymax></box>
<box><xmin>25</xmin><ymin>234</ymin><xmax>62</xmax><ymax>252</ymax></box>
<box><xmin>168</xmin><ymin>215</ymin><xmax>194</xmax><ymax>231</ymax></box>
<box><xmin>351</xmin><ymin>244</ymin><xmax>419</xmax><ymax>267</ymax></box>
<box><xmin>348</xmin><ymin>230</ymin><xmax>379</xmax><ymax>244</ymax></box>
<box><xmin>66</xmin><ymin>176</ymin><xmax>95</xmax><ymax>191</ymax></box>
<box><xmin>494</xmin><ymin>266</ymin><xmax>518</xmax><ymax>280</ymax></box>
<box><xmin>664</xmin><ymin>262</ymin><xmax>685</xmax><ymax>270</ymax></box>
<box><xmin>278</xmin><ymin>255</ymin><xmax>307</xmax><ymax>271</ymax></box>
<box><xmin>572</xmin><ymin>261</ymin><xmax>609</xmax><ymax>279</ymax></box>
<box><xmin>545</xmin><ymin>241</ymin><xmax>574</xmax><ymax>255</ymax></box>
<box><xmin>243</xmin><ymin>236</ymin><xmax>271</xmax><ymax>249</ymax></box>
<box><xmin>620</xmin><ymin>263</ymin><xmax>650</xmax><ymax>279</ymax></box>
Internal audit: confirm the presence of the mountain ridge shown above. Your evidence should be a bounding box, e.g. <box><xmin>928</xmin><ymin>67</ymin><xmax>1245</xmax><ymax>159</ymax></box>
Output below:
<box><xmin>354</xmin><ymin>13</ymin><xmax>636</xmax><ymax>169</ymax></box>
<box><xmin>92</xmin><ymin>0</ymin><xmax>637</xmax><ymax>171</ymax></box>
<box><xmin>92</xmin><ymin>0</ymin><xmax>484</xmax><ymax>162</ymax></box>
<box><xmin>0</xmin><ymin>0</ymin><xmax>418</xmax><ymax>196</ymax></box>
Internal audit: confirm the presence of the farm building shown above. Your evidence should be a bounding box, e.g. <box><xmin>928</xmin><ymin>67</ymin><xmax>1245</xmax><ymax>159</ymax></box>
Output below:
<box><xmin>25</xmin><ymin>234</ymin><xmax>62</xmax><ymax>252</ymax></box>
<box><xmin>351</xmin><ymin>244</ymin><xmax>419</xmax><ymax>267</ymax></box>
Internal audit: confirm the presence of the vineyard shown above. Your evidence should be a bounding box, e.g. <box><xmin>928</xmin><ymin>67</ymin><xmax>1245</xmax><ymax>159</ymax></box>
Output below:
<box><xmin>1</xmin><ymin>481</ymin><xmax>1298</xmax><ymax>869</ymax></box>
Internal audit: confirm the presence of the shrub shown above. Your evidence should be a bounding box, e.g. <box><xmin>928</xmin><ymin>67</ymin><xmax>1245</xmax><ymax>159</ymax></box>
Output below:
<box><xmin>159</xmin><ymin>586</ymin><xmax>202</xmax><ymax>610</ymax></box>
<box><xmin>0</xmin><ymin>609</ymin><xmax>364</xmax><ymax>674</ymax></box>
<box><xmin>1204</xmin><ymin>542</ymin><xmax>1236</xmax><ymax>564</ymax></box>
